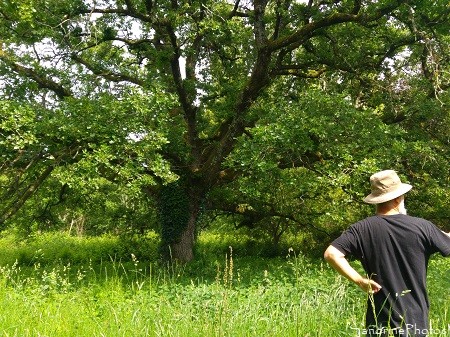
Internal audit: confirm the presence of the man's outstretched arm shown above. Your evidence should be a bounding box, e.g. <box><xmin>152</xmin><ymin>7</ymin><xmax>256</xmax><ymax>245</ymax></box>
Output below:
<box><xmin>324</xmin><ymin>245</ymin><xmax>382</xmax><ymax>293</ymax></box>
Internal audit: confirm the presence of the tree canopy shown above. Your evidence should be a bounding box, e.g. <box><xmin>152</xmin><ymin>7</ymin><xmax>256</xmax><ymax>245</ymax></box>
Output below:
<box><xmin>1</xmin><ymin>0</ymin><xmax>449</xmax><ymax>261</ymax></box>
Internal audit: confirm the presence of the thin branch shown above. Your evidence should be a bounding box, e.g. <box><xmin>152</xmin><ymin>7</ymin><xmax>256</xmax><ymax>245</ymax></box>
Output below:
<box><xmin>0</xmin><ymin>54</ymin><xmax>72</xmax><ymax>99</ymax></box>
<box><xmin>0</xmin><ymin>165</ymin><xmax>55</xmax><ymax>226</ymax></box>
<box><xmin>70</xmin><ymin>53</ymin><xmax>145</xmax><ymax>86</ymax></box>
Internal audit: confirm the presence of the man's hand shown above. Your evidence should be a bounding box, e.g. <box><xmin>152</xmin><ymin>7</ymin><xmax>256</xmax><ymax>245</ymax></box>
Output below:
<box><xmin>357</xmin><ymin>277</ymin><xmax>382</xmax><ymax>294</ymax></box>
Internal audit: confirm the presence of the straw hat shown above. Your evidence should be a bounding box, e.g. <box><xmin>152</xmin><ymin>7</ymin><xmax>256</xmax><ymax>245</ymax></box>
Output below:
<box><xmin>364</xmin><ymin>170</ymin><xmax>412</xmax><ymax>204</ymax></box>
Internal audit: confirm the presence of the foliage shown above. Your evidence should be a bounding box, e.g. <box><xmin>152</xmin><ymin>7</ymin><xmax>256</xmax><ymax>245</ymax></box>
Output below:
<box><xmin>0</xmin><ymin>0</ymin><xmax>449</xmax><ymax>260</ymax></box>
<box><xmin>158</xmin><ymin>180</ymin><xmax>190</xmax><ymax>258</ymax></box>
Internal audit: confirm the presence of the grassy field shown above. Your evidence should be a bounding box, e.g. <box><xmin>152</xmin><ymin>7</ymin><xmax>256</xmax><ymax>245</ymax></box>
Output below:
<box><xmin>0</xmin><ymin>232</ymin><xmax>448</xmax><ymax>336</ymax></box>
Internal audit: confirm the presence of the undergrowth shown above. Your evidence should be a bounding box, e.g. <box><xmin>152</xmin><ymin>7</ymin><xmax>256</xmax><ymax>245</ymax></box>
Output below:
<box><xmin>0</xmin><ymin>231</ymin><xmax>447</xmax><ymax>336</ymax></box>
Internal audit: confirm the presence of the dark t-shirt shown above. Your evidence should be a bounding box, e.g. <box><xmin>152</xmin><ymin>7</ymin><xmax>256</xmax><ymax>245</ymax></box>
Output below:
<box><xmin>331</xmin><ymin>214</ymin><xmax>450</xmax><ymax>336</ymax></box>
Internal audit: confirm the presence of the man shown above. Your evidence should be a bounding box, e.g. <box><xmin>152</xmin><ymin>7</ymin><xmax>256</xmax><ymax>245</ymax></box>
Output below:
<box><xmin>324</xmin><ymin>170</ymin><xmax>450</xmax><ymax>337</ymax></box>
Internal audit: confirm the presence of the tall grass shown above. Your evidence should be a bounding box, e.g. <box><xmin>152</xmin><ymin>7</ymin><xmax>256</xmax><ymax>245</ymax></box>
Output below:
<box><xmin>0</xmin><ymin>232</ymin><xmax>448</xmax><ymax>336</ymax></box>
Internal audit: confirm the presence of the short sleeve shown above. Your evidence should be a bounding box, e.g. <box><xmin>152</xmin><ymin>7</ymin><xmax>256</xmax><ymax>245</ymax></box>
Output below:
<box><xmin>426</xmin><ymin>222</ymin><xmax>450</xmax><ymax>257</ymax></box>
<box><xmin>331</xmin><ymin>224</ymin><xmax>362</xmax><ymax>259</ymax></box>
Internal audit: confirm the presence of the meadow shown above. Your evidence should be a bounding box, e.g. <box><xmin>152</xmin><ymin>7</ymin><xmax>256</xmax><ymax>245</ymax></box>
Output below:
<box><xmin>0</xmin><ymin>232</ymin><xmax>448</xmax><ymax>337</ymax></box>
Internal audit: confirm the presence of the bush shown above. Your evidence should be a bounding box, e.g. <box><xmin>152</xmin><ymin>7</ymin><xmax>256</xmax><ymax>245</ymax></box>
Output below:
<box><xmin>0</xmin><ymin>231</ymin><xmax>160</xmax><ymax>267</ymax></box>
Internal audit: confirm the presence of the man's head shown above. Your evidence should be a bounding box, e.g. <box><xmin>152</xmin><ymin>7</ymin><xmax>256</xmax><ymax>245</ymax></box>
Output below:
<box><xmin>376</xmin><ymin>195</ymin><xmax>408</xmax><ymax>215</ymax></box>
<box><xmin>364</xmin><ymin>170</ymin><xmax>412</xmax><ymax>205</ymax></box>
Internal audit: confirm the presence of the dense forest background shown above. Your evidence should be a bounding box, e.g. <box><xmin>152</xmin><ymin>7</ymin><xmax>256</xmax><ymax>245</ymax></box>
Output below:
<box><xmin>0</xmin><ymin>0</ymin><xmax>449</xmax><ymax>262</ymax></box>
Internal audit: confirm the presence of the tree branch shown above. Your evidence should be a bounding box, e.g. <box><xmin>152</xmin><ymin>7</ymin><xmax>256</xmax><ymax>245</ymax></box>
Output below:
<box><xmin>0</xmin><ymin>165</ymin><xmax>54</xmax><ymax>226</ymax></box>
<box><xmin>70</xmin><ymin>53</ymin><xmax>145</xmax><ymax>86</ymax></box>
<box><xmin>0</xmin><ymin>54</ymin><xmax>72</xmax><ymax>99</ymax></box>
<box><xmin>268</xmin><ymin>0</ymin><xmax>406</xmax><ymax>52</ymax></box>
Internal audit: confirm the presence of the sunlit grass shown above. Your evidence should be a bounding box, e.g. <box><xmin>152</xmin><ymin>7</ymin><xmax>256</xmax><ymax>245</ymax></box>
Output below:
<box><xmin>0</xmin><ymin>232</ymin><xmax>447</xmax><ymax>336</ymax></box>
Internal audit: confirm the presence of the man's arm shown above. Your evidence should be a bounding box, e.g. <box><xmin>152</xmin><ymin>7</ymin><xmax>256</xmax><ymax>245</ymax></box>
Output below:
<box><xmin>324</xmin><ymin>245</ymin><xmax>382</xmax><ymax>293</ymax></box>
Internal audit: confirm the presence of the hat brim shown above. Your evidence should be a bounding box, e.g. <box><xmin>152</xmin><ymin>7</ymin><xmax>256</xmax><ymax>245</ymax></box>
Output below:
<box><xmin>364</xmin><ymin>183</ymin><xmax>412</xmax><ymax>204</ymax></box>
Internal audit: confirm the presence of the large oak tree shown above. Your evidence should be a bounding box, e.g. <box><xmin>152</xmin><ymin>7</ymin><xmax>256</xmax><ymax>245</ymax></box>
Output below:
<box><xmin>1</xmin><ymin>0</ymin><xmax>449</xmax><ymax>261</ymax></box>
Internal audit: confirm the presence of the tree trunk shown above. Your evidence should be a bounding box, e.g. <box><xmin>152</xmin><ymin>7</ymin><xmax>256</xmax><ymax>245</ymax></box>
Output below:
<box><xmin>170</xmin><ymin>211</ymin><xmax>197</xmax><ymax>262</ymax></box>
<box><xmin>159</xmin><ymin>179</ymin><xmax>204</xmax><ymax>263</ymax></box>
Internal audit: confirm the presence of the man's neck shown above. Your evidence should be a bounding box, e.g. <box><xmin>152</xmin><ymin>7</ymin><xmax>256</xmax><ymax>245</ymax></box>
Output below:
<box><xmin>376</xmin><ymin>209</ymin><xmax>400</xmax><ymax>216</ymax></box>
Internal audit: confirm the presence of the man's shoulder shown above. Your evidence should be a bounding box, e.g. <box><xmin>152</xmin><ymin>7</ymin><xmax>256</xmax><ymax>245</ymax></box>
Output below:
<box><xmin>353</xmin><ymin>214</ymin><xmax>432</xmax><ymax>231</ymax></box>
<box><xmin>353</xmin><ymin>215</ymin><xmax>385</xmax><ymax>226</ymax></box>
<box><xmin>397</xmin><ymin>214</ymin><xmax>432</xmax><ymax>225</ymax></box>
<box><xmin>364</xmin><ymin>214</ymin><xmax>429</xmax><ymax>223</ymax></box>
<box><xmin>348</xmin><ymin>216</ymin><xmax>385</xmax><ymax>233</ymax></box>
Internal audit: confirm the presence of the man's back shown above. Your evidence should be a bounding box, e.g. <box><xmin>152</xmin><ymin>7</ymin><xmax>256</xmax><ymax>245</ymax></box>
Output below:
<box><xmin>331</xmin><ymin>214</ymin><xmax>450</xmax><ymax>332</ymax></box>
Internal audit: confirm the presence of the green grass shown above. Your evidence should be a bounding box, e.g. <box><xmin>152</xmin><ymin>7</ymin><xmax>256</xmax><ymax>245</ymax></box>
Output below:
<box><xmin>0</xmin><ymin>232</ymin><xmax>448</xmax><ymax>336</ymax></box>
